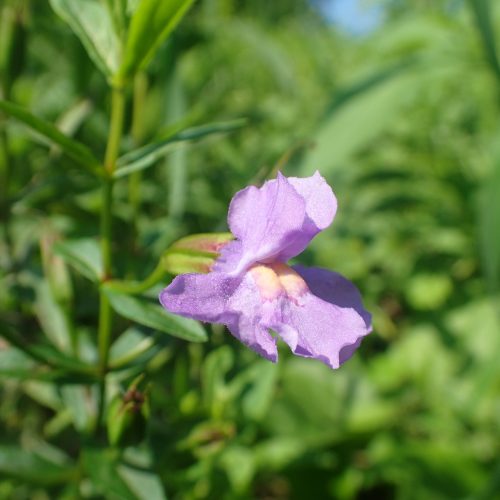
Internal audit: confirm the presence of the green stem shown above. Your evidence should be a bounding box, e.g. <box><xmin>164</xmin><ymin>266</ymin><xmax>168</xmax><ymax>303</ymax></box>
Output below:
<box><xmin>104</xmin><ymin>259</ymin><xmax>166</xmax><ymax>295</ymax></box>
<box><xmin>0</xmin><ymin>3</ymin><xmax>16</xmax><ymax>260</ymax></box>
<box><xmin>129</xmin><ymin>73</ymin><xmax>148</xmax><ymax>248</ymax></box>
<box><xmin>104</xmin><ymin>88</ymin><xmax>125</xmax><ymax>174</ymax></box>
<box><xmin>96</xmin><ymin>86</ymin><xmax>126</xmax><ymax>432</ymax></box>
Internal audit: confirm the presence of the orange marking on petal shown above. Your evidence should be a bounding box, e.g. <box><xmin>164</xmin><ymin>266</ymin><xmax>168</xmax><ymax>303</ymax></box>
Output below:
<box><xmin>250</xmin><ymin>263</ymin><xmax>309</xmax><ymax>303</ymax></box>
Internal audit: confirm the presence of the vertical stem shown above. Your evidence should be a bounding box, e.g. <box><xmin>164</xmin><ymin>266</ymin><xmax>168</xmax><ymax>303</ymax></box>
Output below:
<box><xmin>104</xmin><ymin>88</ymin><xmax>125</xmax><ymax>175</ymax></box>
<box><xmin>0</xmin><ymin>3</ymin><xmax>16</xmax><ymax>258</ymax></box>
<box><xmin>129</xmin><ymin>72</ymin><xmax>148</xmax><ymax>250</ymax></box>
<box><xmin>96</xmin><ymin>86</ymin><xmax>125</xmax><ymax>431</ymax></box>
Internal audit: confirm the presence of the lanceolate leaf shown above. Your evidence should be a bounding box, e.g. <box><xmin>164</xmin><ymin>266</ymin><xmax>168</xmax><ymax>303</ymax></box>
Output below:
<box><xmin>114</xmin><ymin>119</ymin><xmax>246</xmax><ymax>178</ymax></box>
<box><xmin>469</xmin><ymin>0</ymin><xmax>500</xmax><ymax>82</ymax></box>
<box><xmin>0</xmin><ymin>99</ymin><xmax>101</xmax><ymax>175</ymax></box>
<box><xmin>82</xmin><ymin>447</ymin><xmax>137</xmax><ymax>500</ymax></box>
<box><xmin>49</xmin><ymin>0</ymin><xmax>121</xmax><ymax>77</ymax></box>
<box><xmin>478</xmin><ymin>160</ymin><xmax>500</xmax><ymax>293</ymax></box>
<box><xmin>103</xmin><ymin>0</ymin><xmax>128</xmax><ymax>41</ymax></box>
<box><xmin>54</xmin><ymin>238</ymin><xmax>104</xmax><ymax>282</ymax></box>
<box><xmin>104</xmin><ymin>288</ymin><xmax>207</xmax><ymax>342</ymax></box>
<box><xmin>0</xmin><ymin>322</ymin><xmax>97</xmax><ymax>376</ymax></box>
<box><xmin>0</xmin><ymin>446</ymin><xmax>76</xmax><ymax>485</ymax></box>
<box><xmin>301</xmin><ymin>65</ymin><xmax>417</xmax><ymax>174</ymax></box>
<box><xmin>116</xmin><ymin>0</ymin><xmax>196</xmax><ymax>83</ymax></box>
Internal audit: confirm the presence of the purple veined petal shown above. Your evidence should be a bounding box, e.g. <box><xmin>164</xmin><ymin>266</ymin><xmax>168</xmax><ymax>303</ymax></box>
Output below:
<box><xmin>224</xmin><ymin>272</ymin><xmax>279</xmax><ymax>362</ymax></box>
<box><xmin>271</xmin><ymin>266</ymin><xmax>371</xmax><ymax>369</ymax></box>
<box><xmin>218</xmin><ymin>172</ymin><xmax>337</xmax><ymax>275</ymax></box>
<box><xmin>276</xmin><ymin>171</ymin><xmax>337</xmax><ymax>261</ymax></box>
<box><xmin>287</xmin><ymin>171</ymin><xmax>337</xmax><ymax>230</ymax></box>
<box><xmin>219</xmin><ymin>172</ymin><xmax>306</xmax><ymax>274</ymax></box>
<box><xmin>159</xmin><ymin>272</ymin><xmax>240</xmax><ymax>323</ymax></box>
<box><xmin>292</xmin><ymin>265</ymin><xmax>372</xmax><ymax>329</ymax></box>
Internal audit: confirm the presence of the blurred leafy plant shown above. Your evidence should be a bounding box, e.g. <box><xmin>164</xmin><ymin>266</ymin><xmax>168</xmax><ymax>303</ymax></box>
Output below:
<box><xmin>1</xmin><ymin>0</ymin><xmax>500</xmax><ymax>498</ymax></box>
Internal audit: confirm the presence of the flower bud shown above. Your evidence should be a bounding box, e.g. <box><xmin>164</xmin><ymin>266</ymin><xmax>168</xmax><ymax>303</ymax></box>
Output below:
<box><xmin>162</xmin><ymin>232</ymin><xmax>233</xmax><ymax>275</ymax></box>
<box><xmin>107</xmin><ymin>379</ymin><xmax>150</xmax><ymax>447</ymax></box>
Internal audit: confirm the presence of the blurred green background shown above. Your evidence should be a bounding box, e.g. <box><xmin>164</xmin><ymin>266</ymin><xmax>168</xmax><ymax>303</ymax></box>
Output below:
<box><xmin>1</xmin><ymin>0</ymin><xmax>500</xmax><ymax>499</ymax></box>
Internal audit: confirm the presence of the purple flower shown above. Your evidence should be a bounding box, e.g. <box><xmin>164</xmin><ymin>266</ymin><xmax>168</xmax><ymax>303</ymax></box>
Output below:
<box><xmin>160</xmin><ymin>172</ymin><xmax>371</xmax><ymax>369</ymax></box>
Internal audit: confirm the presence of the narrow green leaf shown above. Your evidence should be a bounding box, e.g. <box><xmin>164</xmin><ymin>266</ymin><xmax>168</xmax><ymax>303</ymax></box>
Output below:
<box><xmin>118</xmin><ymin>463</ymin><xmax>167</xmax><ymax>500</ymax></box>
<box><xmin>323</xmin><ymin>59</ymin><xmax>416</xmax><ymax>118</ymax></box>
<box><xmin>114</xmin><ymin>119</ymin><xmax>246</xmax><ymax>178</ymax></box>
<box><xmin>202</xmin><ymin>346</ymin><xmax>234</xmax><ymax>416</ymax></box>
<box><xmin>0</xmin><ymin>346</ymin><xmax>36</xmax><ymax>375</ymax></box>
<box><xmin>61</xmin><ymin>386</ymin><xmax>94</xmax><ymax>432</ymax></box>
<box><xmin>104</xmin><ymin>0</ymin><xmax>128</xmax><ymax>41</ymax></box>
<box><xmin>54</xmin><ymin>238</ymin><xmax>103</xmax><ymax>282</ymax></box>
<box><xmin>27</xmin><ymin>344</ymin><xmax>97</xmax><ymax>374</ymax></box>
<box><xmin>0</xmin><ymin>322</ymin><xmax>97</xmax><ymax>376</ymax></box>
<box><xmin>301</xmin><ymin>66</ymin><xmax>415</xmax><ymax>174</ymax></box>
<box><xmin>116</xmin><ymin>0</ymin><xmax>195</xmax><ymax>82</ymax></box>
<box><xmin>478</xmin><ymin>161</ymin><xmax>500</xmax><ymax>293</ymax></box>
<box><xmin>104</xmin><ymin>288</ymin><xmax>207</xmax><ymax>342</ymax></box>
<box><xmin>82</xmin><ymin>447</ymin><xmax>137</xmax><ymax>500</ymax></box>
<box><xmin>0</xmin><ymin>446</ymin><xmax>76</xmax><ymax>485</ymax></box>
<box><xmin>0</xmin><ymin>99</ymin><xmax>101</xmax><ymax>175</ymax></box>
<box><xmin>49</xmin><ymin>0</ymin><xmax>121</xmax><ymax>76</ymax></box>
<box><xmin>109</xmin><ymin>327</ymin><xmax>157</xmax><ymax>369</ymax></box>
<box><xmin>469</xmin><ymin>0</ymin><xmax>500</xmax><ymax>82</ymax></box>
<box><xmin>34</xmin><ymin>280</ymin><xmax>72</xmax><ymax>352</ymax></box>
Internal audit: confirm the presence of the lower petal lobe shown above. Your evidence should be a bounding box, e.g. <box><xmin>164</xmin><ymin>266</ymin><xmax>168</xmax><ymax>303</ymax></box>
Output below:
<box><xmin>159</xmin><ymin>272</ymin><xmax>239</xmax><ymax>323</ymax></box>
<box><xmin>224</xmin><ymin>273</ymin><xmax>278</xmax><ymax>362</ymax></box>
<box><xmin>271</xmin><ymin>266</ymin><xmax>371</xmax><ymax>368</ymax></box>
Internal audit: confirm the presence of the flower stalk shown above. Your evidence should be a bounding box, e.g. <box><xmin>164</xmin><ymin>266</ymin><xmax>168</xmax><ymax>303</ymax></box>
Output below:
<box><xmin>96</xmin><ymin>85</ymin><xmax>126</xmax><ymax>431</ymax></box>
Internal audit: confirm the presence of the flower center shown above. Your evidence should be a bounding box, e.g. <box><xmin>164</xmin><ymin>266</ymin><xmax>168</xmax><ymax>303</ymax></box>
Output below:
<box><xmin>249</xmin><ymin>262</ymin><xmax>309</xmax><ymax>303</ymax></box>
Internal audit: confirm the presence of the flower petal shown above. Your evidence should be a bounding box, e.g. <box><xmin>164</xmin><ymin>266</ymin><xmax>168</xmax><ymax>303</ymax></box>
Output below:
<box><xmin>272</xmin><ymin>266</ymin><xmax>371</xmax><ymax>368</ymax></box>
<box><xmin>224</xmin><ymin>272</ymin><xmax>278</xmax><ymax>361</ymax></box>
<box><xmin>159</xmin><ymin>272</ymin><xmax>240</xmax><ymax>323</ymax></box>
<box><xmin>293</xmin><ymin>265</ymin><xmax>372</xmax><ymax>329</ymax></box>
<box><xmin>277</xmin><ymin>171</ymin><xmax>337</xmax><ymax>261</ymax></box>
<box><xmin>217</xmin><ymin>172</ymin><xmax>337</xmax><ymax>275</ymax></box>
<box><xmin>218</xmin><ymin>172</ymin><xmax>306</xmax><ymax>274</ymax></box>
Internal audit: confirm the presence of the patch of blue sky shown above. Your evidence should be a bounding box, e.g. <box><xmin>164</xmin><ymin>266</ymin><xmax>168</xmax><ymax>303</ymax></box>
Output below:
<box><xmin>315</xmin><ymin>0</ymin><xmax>384</xmax><ymax>36</ymax></box>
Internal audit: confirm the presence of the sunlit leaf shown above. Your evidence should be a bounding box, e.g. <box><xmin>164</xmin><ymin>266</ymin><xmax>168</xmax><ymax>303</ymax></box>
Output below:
<box><xmin>114</xmin><ymin>119</ymin><xmax>246</xmax><ymax>178</ymax></box>
<box><xmin>82</xmin><ymin>447</ymin><xmax>137</xmax><ymax>500</ymax></box>
<box><xmin>118</xmin><ymin>463</ymin><xmax>167</xmax><ymax>500</ymax></box>
<box><xmin>54</xmin><ymin>238</ymin><xmax>103</xmax><ymax>282</ymax></box>
<box><xmin>469</xmin><ymin>0</ymin><xmax>500</xmax><ymax>81</ymax></box>
<box><xmin>116</xmin><ymin>0</ymin><xmax>196</xmax><ymax>82</ymax></box>
<box><xmin>478</xmin><ymin>160</ymin><xmax>500</xmax><ymax>293</ymax></box>
<box><xmin>104</xmin><ymin>288</ymin><xmax>207</xmax><ymax>342</ymax></box>
<box><xmin>301</xmin><ymin>64</ymin><xmax>416</xmax><ymax>173</ymax></box>
<box><xmin>109</xmin><ymin>327</ymin><xmax>157</xmax><ymax>369</ymax></box>
<box><xmin>34</xmin><ymin>280</ymin><xmax>72</xmax><ymax>352</ymax></box>
<box><xmin>0</xmin><ymin>99</ymin><xmax>101</xmax><ymax>174</ymax></box>
<box><xmin>0</xmin><ymin>446</ymin><xmax>76</xmax><ymax>485</ymax></box>
<box><xmin>49</xmin><ymin>0</ymin><xmax>121</xmax><ymax>76</ymax></box>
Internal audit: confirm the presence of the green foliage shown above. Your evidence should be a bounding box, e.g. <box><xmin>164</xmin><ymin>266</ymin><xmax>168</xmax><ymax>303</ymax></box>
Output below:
<box><xmin>116</xmin><ymin>0</ymin><xmax>196</xmax><ymax>83</ymax></box>
<box><xmin>104</xmin><ymin>288</ymin><xmax>208</xmax><ymax>341</ymax></box>
<box><xmin>0</xmin><ymin>99</ymin><xmax>101</xmax><ymax>174</ymax></box>
<box><xmin>50</xmin><ymin>0</ymin><xmax>121</xmax><ymax>77</ymax></box>
<box><xmin>1</xmin><ymin>0</ymin><xmax>500</xmax><ymax>498</ymax></box>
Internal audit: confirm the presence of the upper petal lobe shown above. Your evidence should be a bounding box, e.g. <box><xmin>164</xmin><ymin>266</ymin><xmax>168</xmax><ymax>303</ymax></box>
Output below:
<box><xmin>217</xmin><ymin>172</ymin><xmax>337</xmax><ymax>274</ymax></box>
<box><xmin>277</xmin><ymin>171</ymin><xmax>337</xmax><ymax>261</ymax></box>
<box><xmin>219</xmin><ymin>172</ymin><xmax>305</xmax><ymax>274</ymax></box>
